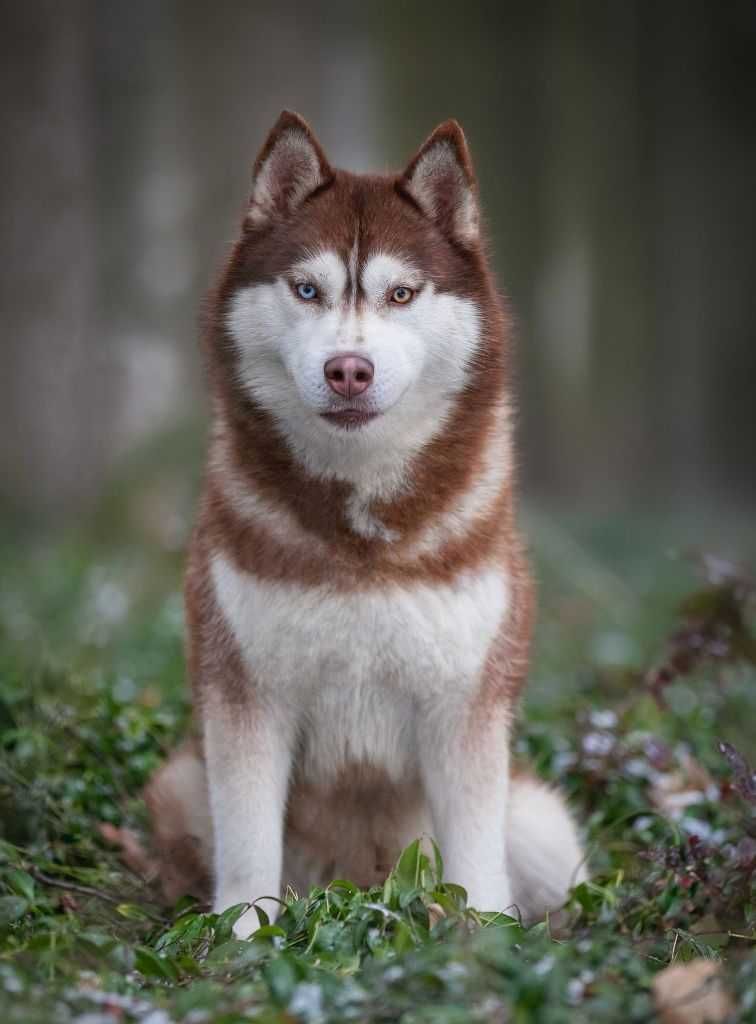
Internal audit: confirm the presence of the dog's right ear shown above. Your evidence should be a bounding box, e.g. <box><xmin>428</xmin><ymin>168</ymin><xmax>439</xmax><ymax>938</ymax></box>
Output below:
<box><xmin>247</xmin><ymin>111</ymin><xmax>333</xmax><ymax>227</ymax></box>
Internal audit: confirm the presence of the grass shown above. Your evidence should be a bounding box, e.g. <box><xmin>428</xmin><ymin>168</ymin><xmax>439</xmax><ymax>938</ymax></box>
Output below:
<box><xmin>0</xmin><ymin>479</ymin><xmax>754</xmax><ymax>1021</ymax></box>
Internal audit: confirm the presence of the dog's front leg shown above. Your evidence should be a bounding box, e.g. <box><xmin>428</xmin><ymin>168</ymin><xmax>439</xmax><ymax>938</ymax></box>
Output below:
<box><xmin>203</xmin><ymin>693</ymin><xmax>293</xmax><ymax>938</ymax></box>
<box><xmin>418</xmin><ymin>700</ymin><xmax>512</xmax><ymax>915</ymax></box>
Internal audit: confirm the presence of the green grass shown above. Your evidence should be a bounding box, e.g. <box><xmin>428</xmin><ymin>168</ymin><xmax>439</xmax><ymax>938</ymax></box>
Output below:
<box><xmin>0</xmin><ymin>491</ymin><xmax>754</xmax><ymax>1021</ymax></box>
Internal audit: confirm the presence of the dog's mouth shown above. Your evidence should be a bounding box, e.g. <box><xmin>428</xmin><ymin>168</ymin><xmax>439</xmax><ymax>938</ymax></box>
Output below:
<box><xmin>320</xmin><ymin>408</ymin><xmax>380</xmax><ymax>430</ymax></box>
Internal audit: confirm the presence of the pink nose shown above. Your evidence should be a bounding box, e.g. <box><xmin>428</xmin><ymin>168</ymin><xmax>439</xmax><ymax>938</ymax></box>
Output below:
<box><xmin>324</xmin><ymin>354</ymin><xmax>374</xmax><ymax>399</ymax></box>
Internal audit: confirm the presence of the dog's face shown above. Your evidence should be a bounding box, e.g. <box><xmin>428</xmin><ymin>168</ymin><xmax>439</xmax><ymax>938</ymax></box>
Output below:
<box><xmin>222</xmin><ymin>112</ymin><xmax>490</xmax><ymax>478</ymax></box>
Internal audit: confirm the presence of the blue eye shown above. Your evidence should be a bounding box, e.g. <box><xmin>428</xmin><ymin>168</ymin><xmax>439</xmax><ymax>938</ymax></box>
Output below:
<box><xmin>296</xmin><ymin>282</ymin><xmax>318</xmax><ymax>301</ymax></box>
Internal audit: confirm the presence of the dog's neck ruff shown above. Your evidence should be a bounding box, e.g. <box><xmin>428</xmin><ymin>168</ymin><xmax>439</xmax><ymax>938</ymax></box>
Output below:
<box><xmin>209</xmin><ymin>371</ymin><xmax>512</xmax><ymax>564</ymax></box>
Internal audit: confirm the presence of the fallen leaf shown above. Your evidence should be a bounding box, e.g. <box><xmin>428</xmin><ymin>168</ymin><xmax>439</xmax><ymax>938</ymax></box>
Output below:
<box><xmin>59</xmin><ymin>891</ymin><xmax>78</xmax><ymax>912</ymax></box>
<box><xmin>653</xmin><ymin>959</ymin><xmax>734</xmax><ymax>1024</ymax></box>
<box><xmin>650</xmin><ymin>750</ymin><xmax>716</xmax><ymax>819</ymax></box>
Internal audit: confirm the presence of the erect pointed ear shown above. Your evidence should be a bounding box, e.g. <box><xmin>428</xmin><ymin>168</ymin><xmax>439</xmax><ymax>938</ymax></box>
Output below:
<box><xmin>400</xmin><ymin>120</ymin><xmax>479</xmax><ymax>248</ymax></box>
<box><xmin>247</xmin><ymin>111</ymin><xmax>333</xmax><ymax>227</ymax></box>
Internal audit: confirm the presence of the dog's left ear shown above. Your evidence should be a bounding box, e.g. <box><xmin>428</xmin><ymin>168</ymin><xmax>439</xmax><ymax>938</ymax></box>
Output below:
<box><xmin>248</xmin><ymin>111</ymin><xmax>333</xmax><ymax>227</ymax></box>
<box><xmin>400</xmin><ymin>120</ymin><xmax>479</xmax><ymax>248</ymax></box>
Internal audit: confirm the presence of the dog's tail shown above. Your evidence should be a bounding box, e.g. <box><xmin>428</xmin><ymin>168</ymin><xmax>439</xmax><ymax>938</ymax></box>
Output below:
<box><xmin>141</xmin><ymin>738</ymin><xmax>213</xmax><ymax>903</ymax></box>
<box><xmin>507</xmin><ymin>768</ymin><xmax>587</xmax><ymax>922</ymax></box>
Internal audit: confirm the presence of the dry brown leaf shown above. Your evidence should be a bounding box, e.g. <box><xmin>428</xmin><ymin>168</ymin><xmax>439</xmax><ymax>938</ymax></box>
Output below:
<box><xmin>650</xmin><ymin>750</ymin><xmax>716</xmax><ymax>819</ymax></box>
<box><xmin>652</xmin><ymin>959</ymin><xmax>734</xmax><ymax>1024</ymax></box>
<box><xmin>59</xmin><ymin>891</ymin><xmax>78</xmax><ymax>913</ymax></box>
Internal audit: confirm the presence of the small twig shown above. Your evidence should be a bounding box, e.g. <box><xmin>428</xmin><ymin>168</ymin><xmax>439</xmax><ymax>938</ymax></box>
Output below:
<box><xmin>28</xmin><ymin>866</ymin><xmax>120</xmax><ymax>905</ymax></box>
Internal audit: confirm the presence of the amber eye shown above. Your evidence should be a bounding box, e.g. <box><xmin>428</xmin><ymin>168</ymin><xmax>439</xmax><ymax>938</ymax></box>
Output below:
<box><xmin>390</xmin><ymin>286</ymin><xmax>414</xmax><ymax>305</ymax></box>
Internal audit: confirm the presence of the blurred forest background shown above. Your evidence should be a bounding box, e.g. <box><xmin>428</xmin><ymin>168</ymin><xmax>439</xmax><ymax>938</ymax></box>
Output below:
<box><xmin>1</xmin><ymin>0</ymin><xmax>755</xmax><ymax>564</ymax></box>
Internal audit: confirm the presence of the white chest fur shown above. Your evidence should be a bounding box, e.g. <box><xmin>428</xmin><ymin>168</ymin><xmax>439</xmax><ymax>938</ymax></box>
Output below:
<box><xmin>210</xmin><ymin>553</ymin><xmax>509</xmax><ymax>781</ymax></box>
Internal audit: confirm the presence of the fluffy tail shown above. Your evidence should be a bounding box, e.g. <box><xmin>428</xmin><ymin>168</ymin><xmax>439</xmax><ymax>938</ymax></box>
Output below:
<box><xmin>139</xmin><ymin>744</ymin><xmax>586</xmax><ymax>919</ymax></box>
<box><xmin>142</xmin><ymin>738</ymin><xmax>213</xmax><ymax>903</ymax></box>
<box><xmin>507</xmin><ymin>770</ymin><xmax>587</xmax><ymax>922</ymax></box>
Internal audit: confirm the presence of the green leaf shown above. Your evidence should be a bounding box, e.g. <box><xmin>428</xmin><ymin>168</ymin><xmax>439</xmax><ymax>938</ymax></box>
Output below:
<box><xmin>252</xmin><ymin>924</ymin><xmax>286</xmax><ymax>941</ymax></box>
<box><xmin>394</xmin><ymin>840</ymin><xmax>423</xmax><ymax>891</ymax></box>
<box><xmin>429</xmin><ymin>891</ymin><xmax>462</xmax><ymax>918</ymax></box>
<box><xmin>398</xmin><ymin>886</ymin><xmax>425</xmax><ymax>910</ymax></box>
<box><xmin>5</xmin><ymin>869</ymin><xmax>35</xmax><ymax>903</ymax></box>
<box><xmin>328</xmin><ymin>879</ymin><xmax>359</xmax><ymax>895</ymax></box>
<box><xmin>134</xmin><ymin>946</ymin><xmax>180</xmax><ymax>981</ymax></box>
<box><xmin>206</xmin><ymin>938</ymin><xmax>264</xmax><ymax>969</ymax></box>
<box><xmin>78</xmin><ymin>931</ymin><xmax>117</xmax><ymax>953</ymax></box>
<box><xmin>431</xmin><ymin>839</ymin><xmax>444</xmax><ymax>885</ymax></box>
<box><xmin>382</xmin><ymin>874</ymin><xmax>394</xmax><ymax>905</ymax></box>
<box><xmin>175</xmin><ymin>954</ymin><xmax>202</xmax><ymax>976</ymax></box>
<box><xmin>115</xmin><ymin>901</ymin><xmax>151</xmax><ymax>920</ymax></box>
<box><xmin>441</xmin><ymin>883</ymin><xmax>468</xmax><ymax>908</ymax></box>
<box><xmin>472</xmin><ymin>922</ymin><xmax>525</xmax><ymax>966</ymax></box>
<box><xmin>0</xmin><ymin>895</ymin><xmax>28</xmax><ymax>926</ymax></box>
<box><xmin>155</xmin><ymin>912</ymin><xmax>201</xmax><ymax>952</ymax></box>
<box><xmin>213</xmin><ymin>902</ymin><xmax>248</xmax><ymax>945</ymax></box>
<box><xmin>264</xmin><ymin>954</ymin><xmax>298</xmax><ymax>1005</ymax></box>
<box><xmin>392</xmin><ymin>919</ymin><xmax>415</xmax><ymax>953</ymax></box>
<box><xmin>478</xmin><ymin>911</ymin><xmax>523</xmax><ymax>931</ymax></box>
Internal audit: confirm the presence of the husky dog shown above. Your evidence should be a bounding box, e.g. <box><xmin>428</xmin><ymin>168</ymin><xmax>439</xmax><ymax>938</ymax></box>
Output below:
<box><xmin>144</xmin><ymin>112</ymin><xmax>585</xmax><ymax>937</ymax></box>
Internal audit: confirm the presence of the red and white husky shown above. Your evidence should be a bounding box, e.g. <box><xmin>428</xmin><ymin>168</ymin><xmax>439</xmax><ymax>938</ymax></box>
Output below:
<box><xmin>144</xmin><ymin>111</ymin><xmax>585</xmax><ymax>937</ymax></box>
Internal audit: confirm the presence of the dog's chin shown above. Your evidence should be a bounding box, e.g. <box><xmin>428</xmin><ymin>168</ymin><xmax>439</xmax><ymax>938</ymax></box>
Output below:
<box><xmin>320</xmin><ymin>408</ymin><xmax>381</xmax><ymax>431</ymax></box>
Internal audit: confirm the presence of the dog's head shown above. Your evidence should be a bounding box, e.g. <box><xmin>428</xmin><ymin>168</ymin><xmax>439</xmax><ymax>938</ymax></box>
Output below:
<box><xmin>219</xmin><ymin>112</ymin><xmax>498</xmax><ymax>480</ymax></box>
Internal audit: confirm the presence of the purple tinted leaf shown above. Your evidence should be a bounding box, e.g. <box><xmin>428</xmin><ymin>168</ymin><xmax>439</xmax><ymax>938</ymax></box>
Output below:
<box><xmin>719</xmin><ymin>741</ymin><xmax>756</xmax><ymax>804</ymax></box>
